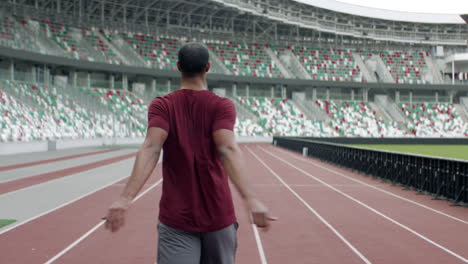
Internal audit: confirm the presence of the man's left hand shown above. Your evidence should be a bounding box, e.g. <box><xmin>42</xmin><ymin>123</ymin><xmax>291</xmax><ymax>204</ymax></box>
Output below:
<box><xmin>104</xmin><ymin>197</ymin><xmax>131</xmax><ymax>233</ymax></box>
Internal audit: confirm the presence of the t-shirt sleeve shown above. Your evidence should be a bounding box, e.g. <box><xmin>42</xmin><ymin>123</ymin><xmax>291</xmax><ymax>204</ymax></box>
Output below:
<box><xmin>147</xmin><ymin>98</ymin><xmax>170</xmax><ymax>132</ymax></box>
<box><xmin>212</xmin><ymin>98</ymin><xmax>236</xmax><ymax>132</ymax></box>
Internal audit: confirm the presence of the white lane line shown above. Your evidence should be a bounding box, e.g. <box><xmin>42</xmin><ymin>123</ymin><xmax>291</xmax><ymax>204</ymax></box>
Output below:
<box><xmin>260</xmin><ymin>146</ymin><xmax>468</xmax><ymax>263</ymax></box>
<box><xmin>246</xmin><ymin>146</ymin><xmax>371</xmax><ymax>264</ymax></box>
<box><xmin>274</xmin><ymin>146</ymin><xmax>468</xmax><ymax>225</ymax></box>
<box><xmin>44</xmin><ymin>178</ymin><xmax>163</xmax><ymax>264</ymax></box>
<box><xmin>252</xmin><ymin>224</ymin><xmax>268</xmax><ymax>264</ymax></box>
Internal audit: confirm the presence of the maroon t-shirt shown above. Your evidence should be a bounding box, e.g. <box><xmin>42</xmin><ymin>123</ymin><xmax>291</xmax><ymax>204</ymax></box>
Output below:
<box><xmin>148</xmin><ymin>89</ymin><xmax>237</xmax><ymax>232</ymax></box>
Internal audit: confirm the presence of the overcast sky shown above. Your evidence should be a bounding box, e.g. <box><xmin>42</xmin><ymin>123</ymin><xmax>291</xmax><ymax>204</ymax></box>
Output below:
<box><xmin>336</xmin><ymin>0</ymin><xmax>468</xmax><ymax>14</ymax></box>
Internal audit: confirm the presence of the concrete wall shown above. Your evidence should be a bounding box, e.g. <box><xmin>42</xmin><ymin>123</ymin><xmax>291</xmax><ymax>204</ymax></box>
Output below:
<box><xmin>0</xmin><ymin>141</ymin><xmax>48</xmax><ymax>155</ymax></box>
<box><xmin>0</xmin><ymin>136</ymin><xmax>272</xmax><ymax>155</ymax></box>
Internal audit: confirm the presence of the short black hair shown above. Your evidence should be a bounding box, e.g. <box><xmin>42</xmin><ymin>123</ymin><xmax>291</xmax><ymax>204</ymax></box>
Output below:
<box><xmin>178</xmin><ymin>42</ymin><xmax>209</xmax><ymax>76</ymax></box>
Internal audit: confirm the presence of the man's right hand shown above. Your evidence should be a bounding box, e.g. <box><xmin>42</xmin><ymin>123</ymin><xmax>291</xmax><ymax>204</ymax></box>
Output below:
<box><xmin>247</xmin><ymin>198</ymin><xmax>276</xmax><ymax>231</ymax></box>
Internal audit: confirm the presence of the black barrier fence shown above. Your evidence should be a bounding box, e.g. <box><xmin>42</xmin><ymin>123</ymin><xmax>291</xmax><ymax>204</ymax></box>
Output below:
<box><xmin>273</xmin><ymin>137</ymin><xmax>468</xmax><ymax>205</ymax></box>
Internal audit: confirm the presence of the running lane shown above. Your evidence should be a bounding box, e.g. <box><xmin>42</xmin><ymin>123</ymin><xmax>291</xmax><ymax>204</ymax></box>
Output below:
<box><xmin>250</xmin><ymin>145</ymin><xmax>466</xmax><ymax>264</ymax></box>
<box><xmin>243</xmin><ymin>145</ymin><xmax>367</xmax><ymax>264</ymax></box>
<box><xmin>0</xmin><ymin>165</ymin><xmax>161</xmax><ymax>264</ymax></box>
<box><xmin>266</xmin><ymin>145</ymin><xmax>468</xmax><ymax>258</ymax></box>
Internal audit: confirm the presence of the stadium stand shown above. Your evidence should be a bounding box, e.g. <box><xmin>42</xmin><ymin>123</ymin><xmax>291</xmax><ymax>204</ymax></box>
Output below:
<box><xmin>316</xmin><ymin>100</ymin><xmax>407</xmax><ymax>137</ymax></box>
<box><xmin>207</xmin><ymin>41</ymin><xmax>283</xmax><ymax>78</ymax></box>
<box><xmin>281</xmin><ymin>46</ymin><xmax>365</xmax><ymax>82</ymax></box>
<box><xmin>0</xmin><ymin>80</ymin><xmax>118</xmax><ymax>141</ymax></box>
<box><xmin>400</xmin><ymin>103</ymin><xmax>468</xmax><ymax>137</ymax></box>
<box><xmin>237</xmin><ymin>97</ymin><xmax>337</xmax><ymax>136</ymax></box>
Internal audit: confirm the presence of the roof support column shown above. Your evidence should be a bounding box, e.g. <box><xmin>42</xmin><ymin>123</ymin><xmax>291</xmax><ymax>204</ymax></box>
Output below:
<box><xmin>122</xmin><ymin>74</ymin><xmax>128</xmax><ymax>91</ymax></box>
<box><xmin>452</xmin><ymin>60</ymin><xmax>455</xmax><ymax>85</ymax></box>
<box><xmin>9</xmin><ymin>60</ymin><xmax>14</xmax><ymax>81</ymax></box>
<box><xmin>232</xmin><ymin>83</ymin><xmax>237</xmax><ymax>97</ymax></box>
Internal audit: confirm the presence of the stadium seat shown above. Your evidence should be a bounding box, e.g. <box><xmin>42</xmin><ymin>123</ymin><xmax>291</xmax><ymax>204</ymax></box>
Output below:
<box><xmin>282</xmin><ymin>46</ymin><xmax>365</xmax><ymax>82</ymax></box>
<box><xmin>123</xmin><ymin>33</ymin><xmax>180</xmax><ymax>70</ymax></box>
<box><xmin>82</xmin><ymin>28</ymin><xmax>123</xmax><ymax>65</ymax></box>
<box><xmin>0</xmin><ymin>15</ymin><xmax>37</xmax><ymax>52</ymax></box>
<box><xmin>316</xmin><ymin>100</ymin><xmax>407</xmax><ymax>137</ymax></box>
<box><xmin>237</xmin><ymin>97</ymin><xmax>337</xmax><ymax>136</ymax></box>
<box><xmin>206</xmin><ymin>41</ymin><xmax>282</xmax><ymax>78</ymax></box>
<box><xmin>358</xmin><ymin>50</ymin><xmax>429</xmax><ymax>84</ymax></box>
<box><xmin>400</xmin><ymin>103</ymin><xmax>467</xmax><ymax>137</ymax></box>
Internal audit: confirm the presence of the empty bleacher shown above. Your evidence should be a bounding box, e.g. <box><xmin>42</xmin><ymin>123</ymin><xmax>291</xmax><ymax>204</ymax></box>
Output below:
<box><xmin>237</xmin><ymin>97</ymin><xmax>337</xmax><ymax>137</ymax></box>
<box><xmin>282</xmin><ymin>46</ymin><xmax>365</xmax><ymax>82</ymax></box>
<box><xmin>207</xmin><ymin>41</ymin><xmax>282</xmax><ymax>78</ymax></box>
<box><xmin>400</xmin><ymin>103</ymin><xmax>467</xmax><ymax>137</ymax></box>
<box><xmin>315</xmin><ymin>100</ymin><xmax>407</xmax><ymax>137</ymax></box>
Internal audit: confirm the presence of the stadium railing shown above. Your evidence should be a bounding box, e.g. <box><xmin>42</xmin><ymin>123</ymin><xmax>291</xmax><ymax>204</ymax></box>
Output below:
<box><xmin>273</xmin><ymin>137</ymin><xmax>468</xmax><ymax>205</ymax></box>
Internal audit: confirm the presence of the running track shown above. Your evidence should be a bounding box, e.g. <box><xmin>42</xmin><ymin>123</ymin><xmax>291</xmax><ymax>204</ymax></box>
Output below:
<box><xmin>0</xmin><ymin>143</ymin><xmax>467</xmax><ymax>263</ymax></box>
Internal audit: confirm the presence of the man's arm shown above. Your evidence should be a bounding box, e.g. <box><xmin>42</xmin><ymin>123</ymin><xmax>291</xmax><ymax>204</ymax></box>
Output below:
<box><xmin>105</xmin><ymin>127</ymin><xmax>167</xmax><ymax>232</ymax></box>
<box><xmin>213</xmin><ymin>129</ymin><xmax>274</xmax><ymax>230</ymax></box>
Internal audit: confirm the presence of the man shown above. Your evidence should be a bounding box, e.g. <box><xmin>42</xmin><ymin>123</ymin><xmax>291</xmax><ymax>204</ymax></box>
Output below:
<box><xmin>104</xmin><ymin>42</ymin><xmax>273</xmax><ymax>264</ymax></box>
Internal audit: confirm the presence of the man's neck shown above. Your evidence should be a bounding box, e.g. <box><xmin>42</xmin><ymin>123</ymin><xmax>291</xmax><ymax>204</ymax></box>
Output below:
<box><xmin>180</xmin><ymin>75</ymin><xmax>207</xmax><ymax>91</ymax></box>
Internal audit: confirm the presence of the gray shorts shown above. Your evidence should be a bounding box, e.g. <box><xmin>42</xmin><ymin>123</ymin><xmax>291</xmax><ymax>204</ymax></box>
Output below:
<box><xmin>157</xmin><ymin>222</ymin><xmax>239</xmax><ymax>264</ymax></box>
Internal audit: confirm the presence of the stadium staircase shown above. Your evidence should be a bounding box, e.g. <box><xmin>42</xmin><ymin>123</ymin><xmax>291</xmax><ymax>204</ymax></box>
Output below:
<box><xmin>264</xmin><ymin>47</ymin><xmax>294</xmax><ymax>78</ymax></box>
<box><xmin>423</xmin><ymin>55</ymin><xmax>444</xmax><ymax>84</ymax></box>
<box><xmin>105</xmin><ymin>33</ymin><xmax>147</xmax><ymax>67</ymax></box>
<box><xmin>374</xmin><ymin>95</ymin><xmax>408</xmax><ymax>123</ymax></box>
<box><xmin>362</xmin><ymin>53</ymin><xmax>395</xmax><ymax>83</ymax></box>
<box><xmin>274</xmin><ymin>48</ymin><xmax>311</xmax><ymax>79</ymax></box>
<box><xmin>206</xmin><ymin>48</ymin><xmax>232</xmax><ymax>75</ymax></box>
<box><xmin>21</xmin><ymin>18</ymin><xmax>70</xmax><ymax>58</ymax></box>
<box><xmin>454</xmin><ymin>104</ymin><xmax>468</xmax><ymax>123</ymax></box>
<box><xmin>83</xmin><ymin>29</ymin><xmax>123</xmax><ymax>65</ymax></box>
<box><xmin>353</xmin><ymin>53</ymin><xmax>376</xmax><ymax>82</ymax></box>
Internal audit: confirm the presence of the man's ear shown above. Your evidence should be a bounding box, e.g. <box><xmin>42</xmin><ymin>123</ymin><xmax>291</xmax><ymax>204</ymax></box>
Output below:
<box><xmin>205</xmin><ymin>62</ymin><xmax>211</xmax><ymax>73</ymax></box>
<box><xmin>177</xmin><ymin>62</ymin><xmax>182</xmax><ymax>73</ymax></box>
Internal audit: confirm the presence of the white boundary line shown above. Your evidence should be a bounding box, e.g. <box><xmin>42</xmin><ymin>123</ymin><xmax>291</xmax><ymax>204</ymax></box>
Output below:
<box><xmin>0</xmin><ymin>149</ymin><xmax>133</xmax><ymax>185</ymax></box>
<box><xmin>44</xmin><ymin>178</ymin><xmax>163</xmax><ymax>264</ymax></box>
<box><xmin>0</xmin><ymin>174</ymin><xmax>131</xmax><ymax>235</ymax></box>
<box><xmin>251</xmin><ymin>224</ymin><xmax>268</xmax><ymax>264</ymax></box>
<box><xmin>274</xmin><ymin>146</ymin><xmax>468</xmax><ymax>225</ymax></box>
<box><xmin>246</xmin><ymin>146</ymin><xmax>371</xmax><ymax>264</ymax></box>
<box><xmin>260</xmin><ymin>146</ymin><xmax>468</xmax><ymax>263</ymax></box>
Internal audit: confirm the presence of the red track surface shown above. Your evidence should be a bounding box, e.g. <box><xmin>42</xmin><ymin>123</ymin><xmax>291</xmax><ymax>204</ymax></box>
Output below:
<box><xmin>0</xmin><ymin>152</ymin><xmax>136</xmax><ymax>195</ymax></box>
<box><xmin>1</xmin><ymin>144</ymin><xmax>467</xmax><ymax>264</ymax></box>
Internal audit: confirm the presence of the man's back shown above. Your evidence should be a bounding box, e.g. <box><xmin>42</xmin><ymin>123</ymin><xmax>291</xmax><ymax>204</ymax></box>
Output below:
<box><xmin>148</xmin><ymin>89</ymin><xmax>237</xmax><ymax>232</ymax></box>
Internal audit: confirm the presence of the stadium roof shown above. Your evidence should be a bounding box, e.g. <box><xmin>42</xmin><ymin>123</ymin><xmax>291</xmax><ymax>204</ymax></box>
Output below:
<box><xmin>293</xmin><ymin>0</ymin><xmax>466</xmax><ymax>24</ymax></box>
